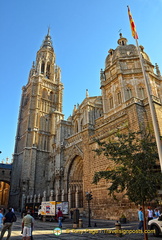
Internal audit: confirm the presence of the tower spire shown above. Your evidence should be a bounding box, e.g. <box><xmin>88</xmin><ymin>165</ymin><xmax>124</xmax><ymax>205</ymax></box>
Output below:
<box><xmin>47</xmin><ymin>26</ymin><xmax>50</xmax><ymax>36</ymax></box>
<box><xmin>41</xmin><ymin>28</ymin><xmax>53</xmax><ymax>50</ymax></box>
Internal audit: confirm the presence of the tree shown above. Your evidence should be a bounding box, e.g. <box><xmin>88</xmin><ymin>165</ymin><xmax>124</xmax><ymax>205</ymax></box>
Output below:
<box><xmin>93</xmin><ymin>131</ymin><xmax>162</xmax><ymax>240</ymax></box>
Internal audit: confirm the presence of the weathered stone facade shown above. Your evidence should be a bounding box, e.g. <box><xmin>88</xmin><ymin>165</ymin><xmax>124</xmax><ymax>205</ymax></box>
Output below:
<box><xmin>10</xmin><ymin>32</ymin><xmax>162</xmax><ymax>220</ymax></box>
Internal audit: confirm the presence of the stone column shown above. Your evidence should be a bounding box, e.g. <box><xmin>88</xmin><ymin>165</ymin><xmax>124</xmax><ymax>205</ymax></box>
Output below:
<box><xmin>75</xmin><ymin>186</ymin><xmax>79</xmax><ymax>208</ymax></box>
<box><xmin>49</xmin><ymin>190</ymin><xmax>54</xmax><ymax>201</ymax></box>
<box><xmin>61</xmin><ymin>189</ymin><xmax>64</xmax><ymax>201</ymax></box>
<box><xmin>68</xmin><ymin>188</ymin><xmax>71</xmax><ymax>210</ymax></box>
<box><xmin>33</xmin><ymin>194</ymin><xmax>37</xmax><ymax>203</ymax></box>
<box><xmin>56</xmin><ymin>189</ymin><xmax>59</xmax><ymax>201</ymax></box>
<box><xmin>21</xmin><ymin>194</ymin><xmax>26</xmax><ymax>211</ymax></box>
<box><xmin>42</xmin><ymin>191</ymin><xmax>46</xmax><ymax>201</ymax></box>
<box><xmin>37</xmin><ymin>194</ymin><xmax>41</xmax><ymax>203</ymax></box>
<box><xmin>27</xmin><ymin>195</ymin><xmax>30</xmax><ymax>203</ymax></box>
<box><xmin>30</xmin><ymin>195</ymin><xmax>33</xmax><ymax>203</ymax></box>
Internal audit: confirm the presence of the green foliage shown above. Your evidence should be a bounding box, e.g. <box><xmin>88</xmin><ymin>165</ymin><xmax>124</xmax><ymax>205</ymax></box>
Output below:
<box><xmin>93</xmin><ymin>131</ymin><xmax>162</xmax><ymax>205</ymax></box>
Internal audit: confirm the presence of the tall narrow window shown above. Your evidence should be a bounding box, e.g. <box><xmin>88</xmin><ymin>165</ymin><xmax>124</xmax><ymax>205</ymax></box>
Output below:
<box><xmin>41</xmin><ymin>62</ymin><xmax>45</xmax><ymax>74</ymax></box>
<box><xmin>117</xmin><ymin>92</ymin><xmax>122</xmax><ymax>105</ymax></box>
<box><xmin>109</xmin><ymin>96</ymin><xmax>113</xmax><ymax>109</ymax></box>
<box><xmin>126</xmin><ymin>88</ymin><xmax>132</xmax><ymax>100</ymax></box>
<box><xmin>49</xmin><ymin>91</ymin><xmax>53</xmax><ymax>101</ymax></box>
<box><xmin>46</xmin><ymin>63</ymin><xmax>50</xmax><ymax>79</ymax></box>
<box><xmin>138</xmin><ymin>87</ymin><xmax>145</xmax><ymax>99</ymax></box>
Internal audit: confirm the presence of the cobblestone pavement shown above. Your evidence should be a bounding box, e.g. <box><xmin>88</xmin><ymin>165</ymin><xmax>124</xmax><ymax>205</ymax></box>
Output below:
<box><xmin>1</xmin><ymin>213</ymin><xmax>161</xmax><ymax>240</ymax></box>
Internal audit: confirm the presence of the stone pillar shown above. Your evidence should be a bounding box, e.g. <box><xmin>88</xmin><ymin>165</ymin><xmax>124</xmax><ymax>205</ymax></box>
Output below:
<box><xmin>68</xmin><ymin>188</ymin><xmax>71</xmax><ymax>210</ymax></box>
<box><xmin>37</xmin><ymin>194</ymin><xmax>41</xmax><ymax>203</ymax></box>
<box><xmin>33</xmin><ymin>194</ymin><xmax>37</xmax><ymax>203</ymax></box>
<box><xmin>49</xmin><ymin>190</ymin><xmax>54</xmax><ymax>201</ymax></box>
<box><xmin>61</xmin><ymin>189</ymin><xmax>64</xmax><ymax>201</ymax></box>
<box><xmin>42</xmin><ymin>191</ymin><xmax>46</xmax><ymax>201</ymax></box>
<box><xmin>56</xmin><ymin>189</ymin><xmax>59</xmax><ymax>201</ymax></box>
<box><xmin>30</xmin><ymin>195</ymin><xmax>33</xmax><ymax>203</ymax></box>
<box><xmin>75</xmin><ymin>186</ymin><xmax>79</xmax><ymax>208</ymax></box>
<box><xmin>27</xmin><ymin>195</ymin><xmax>30</xmax><ymax>203</ymax></box>
<box><xmin>21</xmin><ymin>194</ymin><xmax>26</xmax><ymax>211</ymax></box>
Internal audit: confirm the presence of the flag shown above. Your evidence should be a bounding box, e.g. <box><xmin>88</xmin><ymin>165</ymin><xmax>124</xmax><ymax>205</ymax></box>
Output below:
<box><xmin>127</xmin><ymin>6</ymin><xmax>138</xmax><ymax>39</ymax></box>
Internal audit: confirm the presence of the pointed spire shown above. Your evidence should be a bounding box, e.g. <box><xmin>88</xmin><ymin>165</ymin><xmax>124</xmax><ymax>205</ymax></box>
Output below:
<box><xmin>155</xmin><ymin>63</ymin><xmax>161</xmax><ymax>77</ymax></box>
<box><xmin>41</xmin><ymin>28</ymin><xmax>53</xmax><ymax>50</ymax></box>
<box><xmin>86</xmin><ymin>89</ymin><xmax>89</xmax><ymax>98</ymax></box>
<box><xmin>47</xmin><ymin>26</ymin><xmax>50</xmax><ymax>36</ymax></box>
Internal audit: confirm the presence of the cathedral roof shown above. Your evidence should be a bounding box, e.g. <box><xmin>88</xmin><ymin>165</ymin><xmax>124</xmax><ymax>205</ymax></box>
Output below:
<box><xmin>40</xmin><ymin>28</ymin><xmax>54</xmax><ymax>50</ymax></box>
<box><xmin>105</xmin><ymin>33</ymin><xmax>150</xmax><ymax>68</ymax></box>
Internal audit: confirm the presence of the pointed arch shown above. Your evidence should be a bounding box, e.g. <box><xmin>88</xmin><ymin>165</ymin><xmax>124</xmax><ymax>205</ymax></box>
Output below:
<box><xmin>125</xmin><ymin>85</ymin><xmax>133</xmax><ymax>100</ymax></box>
<box><xmin>67</xmin><ymin>155</ymin><xmax>83</xmax><ymax>208</ymax></box>
<box><xmin>49</xmin><ymin>91</ymin><xmax>54</xmax><ymax>101</ymax></box>
<box><xmin>109</xmin><ymin>94</ymin><xmax>114</xmax><ymax>109</ymax></box>
<box><xmin>137</xmin><ymin>84</ymin><xmax>145</xmax><ymax>99</ymax></box>
<box><xmin>42</xmin><ymin>88</ymin><xmax>48</xmax><ymax>99</ymax></box>
<box><xmin>41</xmin><ymin>61</ymin><xmax>45</xmax><ymax>74</ymax></box>
<box><xmin>46</xmin><ymin>62</ymin><xmax>50</xmax><ymax>79</ymax></box>
<box><xmin>74</xmin><ymin>121</ymin><xmax>78</xmax><ymax>133</ymax></box>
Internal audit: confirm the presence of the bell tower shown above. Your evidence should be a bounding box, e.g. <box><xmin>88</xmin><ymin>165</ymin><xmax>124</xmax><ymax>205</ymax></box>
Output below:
<box><xmin>10</xmin><ymin>30</ymin><xmax>64</xmax><ymax>209</ymax></box>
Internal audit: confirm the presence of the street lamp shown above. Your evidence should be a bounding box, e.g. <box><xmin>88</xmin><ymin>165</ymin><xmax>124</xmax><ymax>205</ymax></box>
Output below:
<box><xmin>85</xmin><ymin>192</ymin><xmax>93</xmax><ymax>227</ymax></box>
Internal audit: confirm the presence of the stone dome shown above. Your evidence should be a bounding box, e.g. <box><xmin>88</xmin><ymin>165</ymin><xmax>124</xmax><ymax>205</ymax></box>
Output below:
<box><xmin>105</xmin><ymin>33</ymin><xmax>150</xmax><ymax>69</ymax></box>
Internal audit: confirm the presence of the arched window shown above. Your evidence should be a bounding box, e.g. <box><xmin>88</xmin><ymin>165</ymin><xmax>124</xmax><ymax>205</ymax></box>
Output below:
<box><xmin>138</xmin><ymin>87</ymin><xmax>145</xmax><ymax>99</ymax></box>
<box><xmin>109</xmin><ymin>96</ymin><xmax>113</xmax><ymax>109</ymax></box>
<box><xmin>80</xmin><ymin>119</ymin><xmax>83</xmax><ymax>131</ymax></box>
<box><xmin>46</xmin><ymin>63</ymin><xmax>50</xmax><ymax>79</ymax></box>
<box><xmin>117</xmin><ymin>91</ymin><xmax>122</xmax><ymax>105</ymax></box>
<box><xmin>42</xmin><ymin>89</ymin><xmax>48</xmax><ymax>99</ymax></box>
<box><xmin>49</xmin><ymin>91</ymin><xmax>54</xmax><ymax>101</ymax></box>
<box><xmin>41</xmin><ymin>61</ymin><xmax>45</xmax><ymax>74</ymax></box>
<box><xmin>74</xmin><ymin>121</ymin><xmax>78</xmax><ymax>133</ymax></box>
<box><xmin>126</xmin><ymin>87</ymin><xmax>132</xmax><ymax>100</ymax></box>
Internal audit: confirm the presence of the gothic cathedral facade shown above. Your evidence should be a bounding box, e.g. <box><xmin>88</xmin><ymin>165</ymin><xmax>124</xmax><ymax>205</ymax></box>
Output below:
<box><xmin>10</xmin><ymin>31</ymin><xmax>162</xmax><ymax>220</ymax></box>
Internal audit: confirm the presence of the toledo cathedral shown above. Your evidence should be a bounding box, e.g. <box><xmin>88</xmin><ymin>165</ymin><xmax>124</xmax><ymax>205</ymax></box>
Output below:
<box><xmin>9</xmin><ymin>30</ymin><xmax>162</xmax><ymax>220</ymax></box>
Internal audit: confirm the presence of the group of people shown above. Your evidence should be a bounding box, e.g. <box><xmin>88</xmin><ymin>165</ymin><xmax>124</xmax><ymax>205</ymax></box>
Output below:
<box><xmin>138</xmin><ymin>206</ymin><xmax>161</xmax><ymax>230</ymax></box>
<box><xmin>0</xmin><ymin>207</ymin><xmax>63</xmax><ymax>240</ymax></box>
<box><xmin>0</xmin><ymin>207</ymin><xmax>16</xmax><ymax>240</ymax></box>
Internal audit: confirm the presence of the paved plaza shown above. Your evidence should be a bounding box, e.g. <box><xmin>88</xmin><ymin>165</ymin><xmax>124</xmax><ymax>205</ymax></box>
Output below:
<box><xmin>1</xmin><ymin>213</ymin><xmax>160</xmax><ymax>240</ymax></box>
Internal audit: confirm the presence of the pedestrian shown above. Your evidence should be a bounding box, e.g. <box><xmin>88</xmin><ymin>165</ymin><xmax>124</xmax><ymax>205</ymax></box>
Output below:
<box><xmin>0</xmin><ymin>207</ymin><xmax>16</xmax><ymax>240</ymax></box>
<box><xmin>138</xmin><ymin>207</ymin><xmax>144</xmax><ymax>231</ymax></box>
<box><xmin>1</xmin><ymin>208</ymin><xmax>5</xmax><ymax>215</ymax></box>
<box><xmin>0</xmin><ymin>209</ymin><xmax>4</xmax><ymax>229</ymax></box>
<box><xmin>147</xmin><ymin>206</ymin><xmax>153</xmax><ymax>222</ymax></box>
<box><xmin>57</xmin><ymin>208</ymin><xmax>63</xmax><ymax>228</ymax></box>
<box><xmin>154</xmin><ymin>208</ymin><xmax>160</xmax><ymax>218</ymax></box>
<box><xmin>22</xmin><ymin>210</ymin><xmax>34</xmax><ymax>240</ymax></box>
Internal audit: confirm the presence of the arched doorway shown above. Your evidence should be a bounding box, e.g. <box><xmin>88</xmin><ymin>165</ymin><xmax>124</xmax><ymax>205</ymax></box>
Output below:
<box><xmin>67</xmin><ymin>156</ymin><xmax>83</xmax><ymax>209</ymax></box>
<box><xmin>0</xmin><ymin>181</ymin><xmax>10</xmax><ymax>208</ymax></box>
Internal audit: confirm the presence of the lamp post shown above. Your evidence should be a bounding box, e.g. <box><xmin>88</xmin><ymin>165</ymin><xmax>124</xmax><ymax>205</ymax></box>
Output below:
<box><xmin>85</xmin><ymin>192</ymin><xmax>93</xmax><ymax>227</ymax></box>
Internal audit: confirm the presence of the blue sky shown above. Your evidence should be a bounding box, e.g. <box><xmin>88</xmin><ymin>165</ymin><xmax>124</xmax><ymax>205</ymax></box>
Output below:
<box><xmin>0</xmin><ymin>0</ymin><xmax>162</xmax><ymax>162</ymax></box>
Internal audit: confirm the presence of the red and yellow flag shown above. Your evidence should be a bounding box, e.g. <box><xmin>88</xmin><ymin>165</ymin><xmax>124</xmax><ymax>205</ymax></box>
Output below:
<box><xmin>127</xmin><ymin>6</ymin><xmax>138</xmax><ymax>39</ymax></box>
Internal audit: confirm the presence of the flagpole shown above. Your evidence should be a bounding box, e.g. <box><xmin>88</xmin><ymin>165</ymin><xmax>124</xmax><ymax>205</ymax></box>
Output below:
<box><xmin>135</xmin><ymin>38</ymin><xmax>162</xmax><ymax>172</ymax></box>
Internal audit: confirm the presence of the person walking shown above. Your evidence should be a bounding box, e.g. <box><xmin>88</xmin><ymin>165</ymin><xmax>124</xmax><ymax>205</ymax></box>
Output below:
<box><xmin>0</xmin><ymin>209</ymin><xmax>4</xmax><ymax>229</ymax></box>
<box><xmin>57</xmin><ymin>208</ymin><xmax>63</xmax><ymax>228</ymax></box>
<box><xmin>22</xmin><ymin>210</ymin><xmax>34</xmax><ymax>240</ymax></box>
<box><xmin>0</xmin><ymin>207</ymin><xmax>15</xmax><ymax>240</ymax></box>
<box><xmin>154</xmin><ymin>208</ymin><xmax>160</xmax><ymax>218</ymax></box>
<box><xmin>138</xmin><ymin>207</ymin><xmax>144</xmax><ymax>231</ymax></box>
<box><xmin>147</xmin><ymin>206</ymin><xmax>153</xmax><ymax>222</ymax></box>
